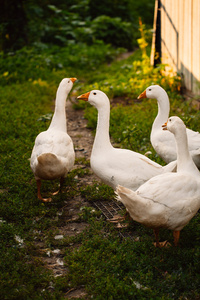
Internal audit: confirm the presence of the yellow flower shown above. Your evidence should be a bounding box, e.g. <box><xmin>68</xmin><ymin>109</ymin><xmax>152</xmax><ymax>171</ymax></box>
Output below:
<box><xmin>33</xmin><ymin>78</ymin><xmax>48</xmax><ymax>87</ymax></box>
<box><xmin>3</xmin><ymin>71</ymin><xmax>9</xmax><ymax>77</ymax></box>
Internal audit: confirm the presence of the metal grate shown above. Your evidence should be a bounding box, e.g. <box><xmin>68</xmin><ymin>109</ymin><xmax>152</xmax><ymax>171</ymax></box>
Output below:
<box><xmin>92</xmin><ymin>199</ymin><xmax>135</xmax><ymax>240</ymax></box>
<box><xmin>92</xmin><ymin>199</ymin><xmax>125</xmax><ymax>220</ymax></box>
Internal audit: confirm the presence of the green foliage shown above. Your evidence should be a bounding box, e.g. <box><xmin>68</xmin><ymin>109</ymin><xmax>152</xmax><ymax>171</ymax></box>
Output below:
<box><xmin>91</xmin><ymin>15</ymin><xmax>136</xmax><ymax>50</ymax></box>
<box><xmin>0</xmin><ymin>42</ymin><xmax>124</xmax><ymax>85</ymax></box>
<box><xmin>1</xmin><ymin>0</ymin><xmax>155</xmax><ymax>52</ymax></box>
<box><xmin>77</xmin><ymin>21</ymin><xmax>181</xmax><ymax>101</ymax></box>
<box><xmin>88</xmin><ymin>0</ymin><xmax>132</xmax><ymax>21</ymax></box>
<box><xmin>129</xmin><ymin>0</ymin><xmax>155</xmax><ymax>26</ymax></box>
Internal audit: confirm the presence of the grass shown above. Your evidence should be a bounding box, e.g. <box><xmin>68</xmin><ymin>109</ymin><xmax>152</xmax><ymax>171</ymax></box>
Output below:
<box><xmin>1</xmin><ymin>41</ymin><xmax>200</xmax><ymax>299</ymax></box>
<box><xmin>64</xmin><ymin>218</ymin><xmax>200</xmax><ymax>299</ymax></box>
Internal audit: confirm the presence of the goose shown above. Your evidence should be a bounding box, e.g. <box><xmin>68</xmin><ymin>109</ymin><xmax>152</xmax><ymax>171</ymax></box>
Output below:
<box><xmin>30</xmin><ymin>78</ymin><xmax>76</xmax><ymax>202</ymax></box>
<box><xmin>138</xmin><ymin>85</ymin><xmax>200</xmax><ymax>168</ymax></box>
<box><xmin>116</xmin><ymin>116</ymin><xmax>200</xmax><ymax>247</ymax></box>
<box><xmin>77</xmin><ymin>90</ymin><xmax>176</xmax><ymax>191</ymax></box>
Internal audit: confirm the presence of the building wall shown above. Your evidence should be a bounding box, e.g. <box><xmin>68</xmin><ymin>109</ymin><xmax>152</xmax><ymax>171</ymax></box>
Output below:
<box><xmin>158</xmin><ymin>0</ymin><xmax>200</xmax><ymax>95</ymax></box>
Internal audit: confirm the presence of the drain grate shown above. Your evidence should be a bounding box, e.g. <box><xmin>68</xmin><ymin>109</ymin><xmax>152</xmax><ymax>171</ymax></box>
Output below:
<box><xmin>92</xmin><ymin>199</ymin><xmax>125</xmax><ymax>220</ymax></box>
<box><xmin>92</xmin><ymin>199</ymin><xmax>135</xmax><ymax>240</ymax></box>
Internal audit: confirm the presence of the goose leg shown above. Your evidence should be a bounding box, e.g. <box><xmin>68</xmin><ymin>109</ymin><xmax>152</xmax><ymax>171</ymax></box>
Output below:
<box><xmin>153</xmin><ymin>229</ymin><xmax>169</xmax><ymax>248</ymax></box>
<box><xmin>52</xmin><ymin>177</ymin><xmax>65</xmax><ymax>196</ymax></box>
<box><xmin>36</xmin><ymin>180</ymin><xmax>52</xmax><ymax>202</ymax></box>
<box><xmin>153</xmin><ymin>229</ymin><xmax>160</xmax><ymax>247</ymax></box>
<box><xmin>173</xmin><ymin>230</ymin><xmax>180</xmax><ymax>246</ymax></box>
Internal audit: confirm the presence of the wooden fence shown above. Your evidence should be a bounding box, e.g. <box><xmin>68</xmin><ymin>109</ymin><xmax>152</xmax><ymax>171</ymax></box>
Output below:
<box><xmin>151</xmin><ymin>0</ymin><xmax>200</xmax><ymax>95</ymax></box>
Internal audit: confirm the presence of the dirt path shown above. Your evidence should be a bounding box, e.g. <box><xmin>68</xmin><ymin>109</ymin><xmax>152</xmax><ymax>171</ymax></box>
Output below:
<box><xmin>35</xmin><ymin>99</ymin><xmax>100</xmax><ymax>299</ymax></box>
<box><xmin>67</xmin><ymin>98</ymin><xmax>93</xmax><ymax>161</ymax></box>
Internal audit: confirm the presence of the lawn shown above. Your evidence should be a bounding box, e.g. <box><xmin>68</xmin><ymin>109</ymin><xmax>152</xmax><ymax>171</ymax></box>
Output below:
<box><xmin>1</xmin><ymin>39</ymin><xmax>200</xmax><ymax>299</ymax></box>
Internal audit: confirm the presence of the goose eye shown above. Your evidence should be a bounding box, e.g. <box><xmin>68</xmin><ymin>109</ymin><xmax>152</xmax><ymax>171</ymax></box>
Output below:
<box><xmin>68</xmin><ymin>80</ymin><xmax>70</xmax><ymax>83</ymax></box>
<box><xmin>93</xmin><ymin>92</ymin><xmax>97</xmax><ymax>95</ymax></box>
<box><xmin>149</xmin><ymin>88</ymin><xmax>151</xmax><ymax>91</ymax></box>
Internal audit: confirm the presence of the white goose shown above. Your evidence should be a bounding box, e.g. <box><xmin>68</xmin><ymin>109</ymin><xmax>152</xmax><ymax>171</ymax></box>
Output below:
<box><xmin>30</xmin><ymin>78</ymin><xmax>76</xmax><ymax>202</ymax></box>
<box><xmin>138</xmin><ymin>85</ymin><xmax>200</xmax><ymax>168</ymax></box>
<box><xmin>77</xmin><ymin>90</ymin><xmax>176</xmax><ymax>191</ymax></box>
<box><xmin>116</xmin><ymin>116</ymin><xmax>200</xmax><ymax>247</ymax></box>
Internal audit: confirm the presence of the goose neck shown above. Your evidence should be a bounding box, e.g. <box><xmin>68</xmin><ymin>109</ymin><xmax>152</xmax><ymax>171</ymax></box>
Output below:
<box><xmin>49</xmin><ymin>88</ymin><xmax>67</xmax><ymax>131</ymax></box>
<box><xmin>175</xmin><ymin>128</ymin><xmax>195</xmax><ymax>173</ymax></box>
<box><xmin>93</xmin><ymin>105</ymin><xmax>112</xmax><ymax>151</ymax></box>
<box><xmin>153</xmin><ymin>92</ymin><xmax>170</xmax><ymax>128</ymax></box>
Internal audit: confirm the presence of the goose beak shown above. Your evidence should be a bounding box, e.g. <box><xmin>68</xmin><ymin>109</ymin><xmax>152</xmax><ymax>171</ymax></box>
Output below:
<box><xmin>70</xmin><ymin>78</ymin><xmax>77</xmax><ymax>83</ymax></box>
<box><xmin>77</xmin><ymin>91</ymin><xmax>90</xmax><ymax>101</ymax></box>
<box><xmin>137</xmin><ymin>90</ymin><xmax>146</xmax><ymax>99</ymax></box>
<box><xmin>162</xmin><ymin>121</ymin><xmax>168</xmax><ymax>130</ymax></box>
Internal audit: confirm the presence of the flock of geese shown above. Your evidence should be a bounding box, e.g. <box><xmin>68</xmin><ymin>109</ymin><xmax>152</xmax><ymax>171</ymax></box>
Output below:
<box><xmin>30</xmin><ymin>78</ymin><xmax>200</xmax><ymax>247</ymax></box>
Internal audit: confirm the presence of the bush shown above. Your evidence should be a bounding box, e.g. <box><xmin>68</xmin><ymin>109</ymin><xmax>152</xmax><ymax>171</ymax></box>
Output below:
<box><xmin>91</xmin><ymin>15</ymin><xmax>136</xmax><ymax>50</ymax></box>
<box><xmin>88</xmin><ymin>0</ymin><xmax>131</xmax><ymax>21</ymax></box>
<box><xmin>0</xmin><ymin>42</ymin><xmax>125</xmax><ymax>85</ymax></box>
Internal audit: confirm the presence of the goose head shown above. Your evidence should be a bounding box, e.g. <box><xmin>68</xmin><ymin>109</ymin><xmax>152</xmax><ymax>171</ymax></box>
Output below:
<box><xmin>58</xmin><ymin>77</ymin><xmax>77</xmax><ymax>94</ymax></box>
<box><xmin>77</xmin><ymin>90</ymin><xmax>109</xmax><ymax>109</ymax></box>
<box><xmin>138</xmin><ymin>85</ymin><xmax>166</xmax><ymax>100</ymax></box>
<box><xmin>162</xmin><ymin>116</ymin><xmax>186</xmax><ymax>135</ymax></box>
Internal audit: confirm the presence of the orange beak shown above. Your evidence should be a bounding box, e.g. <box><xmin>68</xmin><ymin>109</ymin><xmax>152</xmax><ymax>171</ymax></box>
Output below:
<box><xmin>77</xmin><ymin>91</ymin><xmax>90</xmax><ymax>101</ymax></box>
<box><xmin>162</xmin><ymin>121</ymin><xmax>168</xmax><ymax>130</ymax></box>
<box><xmin>137</xmin><ymin>90</ymin><xmax>147</xmax><ymax>99</ymax></box>
<box><xmin>70</xmin><ymin>78</ymin><xmax>77</xmax><ymax>83</ymax></box>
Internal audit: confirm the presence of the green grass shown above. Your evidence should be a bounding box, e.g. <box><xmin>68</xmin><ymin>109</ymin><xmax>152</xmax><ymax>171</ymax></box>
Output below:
<box><xmin>64</xmin><ymin>218</ymin><xmax>200</xmax><ymax>299</ymax></box>
<box><xmin>1</xmin><ymin>42</ymin><xmax>200</xmax><ymax>299</ymax></box>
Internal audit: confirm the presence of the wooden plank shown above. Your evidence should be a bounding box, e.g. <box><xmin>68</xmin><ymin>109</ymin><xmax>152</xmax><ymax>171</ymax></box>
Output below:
<box><xmin>167</xmin><ymin>0</ymin><xmax>173</xmax><ymax>69</ymax></box>
<box><xmin>170</xmin><ymin>0</ymin><xmax>178</xmax><ymax>72</ymax></box>
<box><xmin>192</xmin><ymin>0</ymin><xmax>200</xmax><ymax>94</ymax></box>
<box><xmin>150</xmin><ymin>0</ymin><xmax>158</xmax><ymax>65</ymax></box>
<box><xmin>160</xmin><ymin>0</ymin><xmax>178</xmax><ymax>74</ymax></box>
<box><xmin>160</xmin><ymin>0</ymin><xmax>170</xmax><ymax>66</ymax></box>
<box><xmin>174</xmin><ymin>0</ymin><xmax>179</xmax><ymax>71</ymax></box>
<box><xmin>155</xmin><ymin>0</ymin><xmax>200</xmax><ymax>94</ymax></box>
<box><xmin>183</xmin><ymin>0</ymin><xmax>192</xmax><ymax>91</ymax></box>
<box><xmin>178</xmin><ymin>0</ymin><xmax>184</xmax><ymax>75</ymax></box>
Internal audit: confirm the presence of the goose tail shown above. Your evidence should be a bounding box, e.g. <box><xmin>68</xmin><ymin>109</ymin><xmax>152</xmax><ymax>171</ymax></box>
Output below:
<box><xmin>115</xmin><ymin>185</ymin><xmax>163</xmax><ymax>226</ymax></box>
<box><xmin>37</xmin><ymin>153</ymin><xmax>59</xmax><ymax>166</ymax></box>
<box><xmin>35</xmin><ymin>153</ymin><xmax>66</xmax><ymax>180</ymax></box>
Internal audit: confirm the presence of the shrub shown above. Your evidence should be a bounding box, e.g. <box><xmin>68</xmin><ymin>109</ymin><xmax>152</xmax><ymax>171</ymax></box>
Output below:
<box><xmin>0</xmin><ymin>42</ymin><xmax>124</xmax><ymax>85</ymax></box>
<box><xmin>91</xmin><ymin>15</ymin><xmax>136</xmax><ymax>50</ymax></box>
